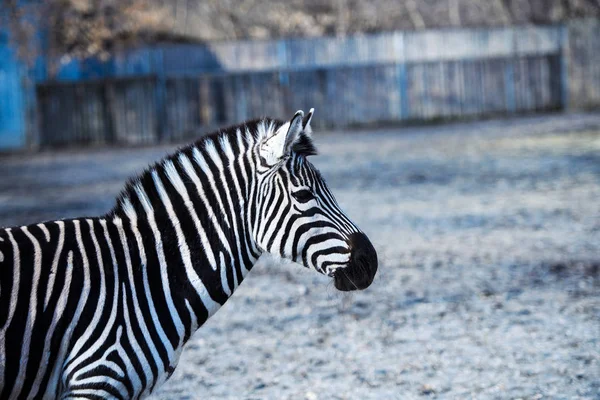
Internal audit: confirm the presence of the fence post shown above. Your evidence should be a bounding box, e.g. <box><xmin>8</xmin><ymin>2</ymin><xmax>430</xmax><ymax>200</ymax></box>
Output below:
<box><xmin>394</xmin><ymin>32</ymin><xmax>410</xmax><ymax>120</ymax></box>
<box><xmin>504</xmin><ymin>60</ymin><xmax>516</xmax><ymax>114</ymax></box>
<box><xmin>155</xmin><ymin>49</ymin><xmax>167</xmax><ymax>141</ymax></box>
<box><xmin>35</xmin><ymin>84</ymin><xmax>45</xmax><ymax>147</ymax></box>
<box><xmin>397</xmin><ymin>63</ymin><xmax>410</xmax><ymax>120</ymax></box>
<box><xmin>102</xmin><ymin>82</ymin><xmax>116</xmax><ymax>143</ymax></box>
<box><xmin>278</xmin><ymin>40</ymin><xmax>289</xmax><ymax>86</ymax></box>
<box><xmin>559</xmin><ymin>24</ymin><xmax>570</xmax><ymax>110</ymax></box>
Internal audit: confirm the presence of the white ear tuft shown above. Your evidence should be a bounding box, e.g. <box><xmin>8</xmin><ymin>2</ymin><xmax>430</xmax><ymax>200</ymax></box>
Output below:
<box><xmin>260</xmin><ymin>110</ymin><xmax>305</xmax><ymax>166</ymax></box>
<box><xmin>302</xmin><ymin>108</ymin><xmax>314</xmax><ymax>134</ymax></box>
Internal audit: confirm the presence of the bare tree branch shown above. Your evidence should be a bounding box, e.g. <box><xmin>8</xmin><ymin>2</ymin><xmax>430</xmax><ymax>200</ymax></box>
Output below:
<box><xmin>4</xmin><ymin>0</ymin><xmax>600</xmax><ymax>67</ymax></box>
<box><xmin>449</xmin><ymin>0</ymin><xmax>462</xmax><ymax>26</ymax></box>
<box><xmin>405</xmin><ymin>0</ymin><xmax>426</xmax><ymax>29</ymax></box>
<box><xmin>492</xmin><ymin>0</ymin><xmax>512</xmax><ymax>24</ymax></box>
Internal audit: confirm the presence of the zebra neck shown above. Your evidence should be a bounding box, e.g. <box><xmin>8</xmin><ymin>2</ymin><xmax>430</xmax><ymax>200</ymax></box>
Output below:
<box><xmin>111</xmin><ymin>137</ymin><xmax>263</xmax><ymax>339</ymax></box>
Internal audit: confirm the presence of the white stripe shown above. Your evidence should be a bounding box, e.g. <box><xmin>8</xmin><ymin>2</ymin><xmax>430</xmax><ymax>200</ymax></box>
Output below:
<box><xmin>77</xmin><ymin>358</ymin><xmax>124</xmax><ymax>379</ymax></box>
<box><xmin>253</xmin><ymin>173</ymin><xmax>274</xmax><ymax>239</ymax></box>
<box><xmin>66</xmin><ymin>389</ymin><xmax>122</xmax><ymax>399</ymax></box>
<box><xmin>192</xmin><ymin>147</ymin><xmax>230</xmax><ymax>227</ymax></box>
<box><xmin>282</xmin><ymin>219</ymin><xmax>342</xmax><ymax>261</ymax></box>
<box><xmin>44</xmin><ymin>221</ymin><xmax>65</xmax><ymax>310</ymax></box>
<box><xmin>43</xmin><ymin>250</ymin><xmax>76</xmax><ymax>397</ymax></box>
<box><xmin>223</xmin><ymin>132</ymin><xmax>255</xmax><ymax>265</ymax></box>
<box><xmin>115</xmin><ymin>216</ymin><xmax>157</xmax><ymax>394</ymax></box>
<box><xmin>7</xmin><ymin>227</ymin><xmax>41</xmax><ymax>398</ymax></box>
<box><xmin>37</xmin><ymin>223</ymin><xmax>51</xmax><ymax>242</ymax></box>
<box><xmin>120</xmin><ymin>195</ymin><xmax>135</xmax><ymax>216</ymax></box>
<box><xmin>0</xmin><ymin>229</ymin><xmax>19</xmax><ymax>391</ymax></box>
<box><xmin>179</xmin><ymin>153</ymin><xmax>237</xmax><ymax>289</ymax></box>
<box><xmin>219</xmin><ymin>252</ymin><xmax>231</xmax><ymax>296</ymax></box>
<box><xmin>307</xmin><ymin>238</ymin><xmax>351</xmax><ymax>272</ymax></box>
<box><xmin>56</xmin><ymin>221</ymin><xmax>91</xmax><ymax>380</ymax></box>
<box><xmin>204</xmin><ymin>142</ymin><xmax>246</xmax><ymax>279</ymax></box>
<box><xmin>315</xmin><ymin>250</ymin><xmax>350</xmax><ymax>265</ymax></box>
<box><xmin>261</xmin><ymin>181</ymin><xmax>288</xmax><ymax>243</ymax></box>
<box><xmin>238</xmin><ymin>130</ymin><xmax>260</xmax><ymax>256</ymax></box>
<box><xmin>113</xmin><ymin>324</ymin><xmax>142</xmax><ymax>394</ymax></box>
<box><xmin>185</xmin><ymin>299</ymin><xmax>198</xmax><ymax>332</ymax></box>
<box><xmin>152</xmin><ymin>170</ymin><xmax>221</xmax><ymax>317</ymax></box>
<box><xmin>3</xmin><ymin>230</ymin><xmax>19</xmax><ymax>325</ymax></box>
<box><xmin>121</xmin><ymin>198</ymin><xmax>171</xmax><ymax>374</ymax></box>
<box><xmin>70</xmin><ymin>326</ymin><xmax>134</xmax><ymax>399</ymax></box>
<box><xmin>164</xmin><ymin>160</ymin><xmax>217</xmax><ymax>270</ymax></box>
<box><xmin>120</xmin><ymin>282</ymin><xmax>152</xmax><ymax>397</ymax></box>
<box><xmin>135</xmin><ymin>183</ymin><xmax>186</xmax><ymax>346</ymax></box>
<box><xmin>11</xmin><ymin>227</ymin><xmax>42</xmax><ymax>398</ymax></box>
<box><xmin>31</xmin><ymin>240</ymin><xmax>74</xmax><ymax>398</ymax></box>
<box><xmin>63</xmin><ymin>220</ymin><xmax>107</xmax><ymax>381</ymax></box>
<box><xmin>69</xmin><ymin>220</ymin><xmax>124</xmax><ymax>394</ymax></box>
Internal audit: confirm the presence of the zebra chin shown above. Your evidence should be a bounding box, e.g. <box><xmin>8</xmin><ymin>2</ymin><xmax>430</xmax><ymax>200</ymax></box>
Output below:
<box><xmin>333</xmin><ymin>232</ymin><xmax>378</xmax><ymax>291</ymax></box>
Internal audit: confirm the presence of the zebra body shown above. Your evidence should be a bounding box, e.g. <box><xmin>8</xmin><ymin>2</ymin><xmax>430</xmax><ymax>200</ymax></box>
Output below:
<box><xmin>0</xmin><ymin>109</ymin><xmax>377</xmax><ymax>399</ymax></box>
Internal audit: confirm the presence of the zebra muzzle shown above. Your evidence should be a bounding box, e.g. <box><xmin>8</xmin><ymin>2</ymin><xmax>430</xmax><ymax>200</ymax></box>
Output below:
<box><xmin>334</xmin><ymin>232</ymin><xmax>378</xmax><ymax>291</ymax></box>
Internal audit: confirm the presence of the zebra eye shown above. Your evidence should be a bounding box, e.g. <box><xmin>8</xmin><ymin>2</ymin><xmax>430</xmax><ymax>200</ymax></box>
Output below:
<box><xmin>292</xmin><ymin>189</ymin><xmax>315</xmax><ymax>203</ymax></box>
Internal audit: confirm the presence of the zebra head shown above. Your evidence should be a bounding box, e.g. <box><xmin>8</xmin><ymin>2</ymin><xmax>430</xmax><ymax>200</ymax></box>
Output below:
<box><xmin>254</xmin><ymin>109</ymin><xmax>378</xmax><ymax>291</ymax></box>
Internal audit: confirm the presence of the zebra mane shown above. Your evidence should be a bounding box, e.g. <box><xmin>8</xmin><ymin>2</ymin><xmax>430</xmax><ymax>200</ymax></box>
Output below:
<box><xmin>291</xmin><ymin>132</ymin><xmax>317</xmax><ymax>157</ymax></box>
<box><xmin>109</xmin><ymin>117</ymin><xmax>317</xmax><ymax>217</ymax></box>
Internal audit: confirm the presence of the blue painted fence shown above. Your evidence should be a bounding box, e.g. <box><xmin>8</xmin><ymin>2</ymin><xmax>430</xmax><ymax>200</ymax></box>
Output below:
<box><xmin>0</xmin><ymin>33</ymin><xmax>25</xmax><ymax>149</ymax></box>
<box><xmin>36</xmin><ymin>54</ymin><xmax>564</xmax><ymax>147</ymax></box>
<box><xmin>1</xmin><ymin>20</ymin><xmax>599</xmax><ymax>149</ymax></box>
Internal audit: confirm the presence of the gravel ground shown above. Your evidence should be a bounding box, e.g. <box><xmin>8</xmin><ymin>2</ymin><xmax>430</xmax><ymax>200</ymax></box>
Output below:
<box><xmin>1</xmin><ymin>113</ymin><xmax>599</xmax><ymax>399</ymax></box>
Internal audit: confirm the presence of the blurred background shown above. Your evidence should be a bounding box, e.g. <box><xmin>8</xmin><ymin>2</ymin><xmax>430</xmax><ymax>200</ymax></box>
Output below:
<box><xmin>1</xmin><ymin>1</ymin><xmax>599</xmax><ymax>399</ymax></box>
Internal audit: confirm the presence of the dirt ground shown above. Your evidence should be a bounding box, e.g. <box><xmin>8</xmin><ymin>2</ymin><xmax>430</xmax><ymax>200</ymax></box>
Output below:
<box><xmin>1</xmin><ymin>113</ymin><xmax>599</xmax><ymax>399</ymax></box>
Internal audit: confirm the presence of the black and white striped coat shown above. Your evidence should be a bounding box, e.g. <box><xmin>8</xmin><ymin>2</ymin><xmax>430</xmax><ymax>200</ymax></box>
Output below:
<box><xmin>0</xmin><ymin>109</ymin><xmax>377</xmax><ymax>399</ymax></box>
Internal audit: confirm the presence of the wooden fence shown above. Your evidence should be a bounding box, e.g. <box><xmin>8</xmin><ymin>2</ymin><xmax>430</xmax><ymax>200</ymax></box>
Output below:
<box><xmin>37</xmin><ymin>53</ymin><xmax>563</xmax><ymax>146</ymax></box>
<box><xmin>73</xmin><ymin>24</ymin><xmax>564</xmax><ymax>76</ymax></box>
<box><xmin>566</xmin><ymin>19</ymin><xmax>600</xmax><ymax>109</ymax></box>
<box><xmin>33</xmin><ymin>20</ymin><xmax>600</xmax><ymax>148</ymax></box>
<box><xmin>37</xmin><ymin>77</ymin><xmax>158</xmax><ymax>146</ymax></box>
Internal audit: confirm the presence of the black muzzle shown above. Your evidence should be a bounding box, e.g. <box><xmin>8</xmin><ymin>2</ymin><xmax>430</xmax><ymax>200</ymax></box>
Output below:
<box><xmin>334</xmin><ymin>232</ymin><xmax>378</xmax><ymax>291</ymax></box>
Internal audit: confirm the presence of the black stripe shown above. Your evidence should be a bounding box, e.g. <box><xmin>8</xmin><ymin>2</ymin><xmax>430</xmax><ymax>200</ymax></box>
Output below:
<box><xmin>2</xmin><ymin>228</ymin><xmax>34</xmax><ymax>396</ymax></box>
<box><xmin>118</xmin><ymin>218</ymin><xmax>160</xmax><ymax>388</ymax></box>
<box><xmin>128</xmin><ymin>191</ymin><xmax>180</xmax><ymax>351</ymax></box>
<box><xmin>162</xmin><ymin>163</ymin><xmax>229</xmax><ymax>306</ymax></box>
<box><xmin>120</xmin><ymin>218</ymin><xmax>167</xmax><ymax>386</ymax></box>
<box><xmin>174</xmin><ymin>158</ymin><xmax>236</xmax><ymax>298</ymax></box>
<box><xmin>151</xmin><ymin>169</ymin><xmax>203</xmax><ymax>341</ymax></box>
<box><xmin>0</xmin><ymin>230</ymin><xmax>14</xmax><ymax>330</ymax></box>
<box><xmin>21</xmin><ymin>224</ymin><xmax>60</xmax><ymax>397</ymax></box>
<box><xmin>37</xmin><ymin>222</ymin><xmax>75</xmax><ymax>395</ymax></box>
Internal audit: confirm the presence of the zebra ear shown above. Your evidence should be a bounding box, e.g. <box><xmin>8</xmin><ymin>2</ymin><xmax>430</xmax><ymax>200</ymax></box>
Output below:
<box><xmin>260</xmin><ymin>110</ymin><xmax>304</xmax><ymax>165</ymax></box>
<box><xmin>302</xmin><ymin>108</ymin><xmax>314</xmax><ymax>135</ymax></box>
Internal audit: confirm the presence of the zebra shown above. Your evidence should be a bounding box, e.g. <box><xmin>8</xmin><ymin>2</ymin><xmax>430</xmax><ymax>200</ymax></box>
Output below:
<box><xmin>0</xmin><ymin>108</ymin><xmax>378</xmax><ymax>399</ymax></box>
